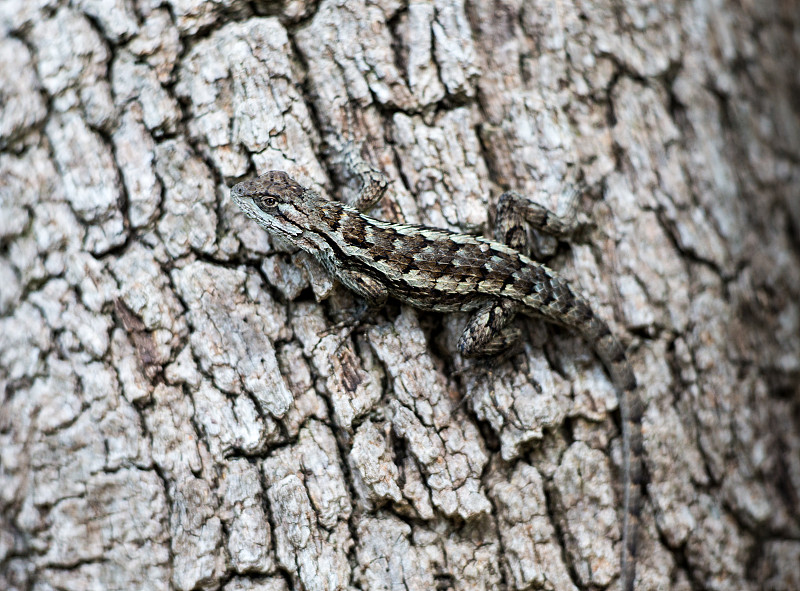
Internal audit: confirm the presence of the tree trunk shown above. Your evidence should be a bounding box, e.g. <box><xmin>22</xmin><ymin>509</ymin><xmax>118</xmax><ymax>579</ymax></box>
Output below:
<box><xmin>1</xmin><ymin>1</ymin><xmax>798</xmax><ymax>590</ymax></box>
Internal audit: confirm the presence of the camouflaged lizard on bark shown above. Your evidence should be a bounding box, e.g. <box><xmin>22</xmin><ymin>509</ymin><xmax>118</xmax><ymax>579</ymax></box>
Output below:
<box><xmin>231</xmin><ymin>151</ymin><xmax>644</xmax><ymax>591</ymax></box>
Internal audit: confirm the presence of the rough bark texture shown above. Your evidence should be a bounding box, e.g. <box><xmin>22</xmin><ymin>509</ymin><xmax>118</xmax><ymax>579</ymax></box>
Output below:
<box><xmin>1</xmin><ymin>1</ymin><xmax>799</xmax><ymax>591</ymax></box>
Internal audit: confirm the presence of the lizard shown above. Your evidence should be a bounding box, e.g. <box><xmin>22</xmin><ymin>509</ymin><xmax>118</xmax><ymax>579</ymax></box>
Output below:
<box><xmin>231</xmin><ymin>151</ymin><xmax>644</xmax><ymax>591</ymax></box>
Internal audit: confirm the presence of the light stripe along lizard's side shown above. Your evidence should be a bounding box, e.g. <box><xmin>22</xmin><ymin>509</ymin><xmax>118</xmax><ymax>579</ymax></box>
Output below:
<box><xmin>231</xmin><ymin>150</ymin><xmax>644</xmax><ymax>591</ymax></box>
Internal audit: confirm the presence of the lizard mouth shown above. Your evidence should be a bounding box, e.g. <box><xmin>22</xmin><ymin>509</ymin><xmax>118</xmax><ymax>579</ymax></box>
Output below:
<box><xmin>230</xmin><ymin>188</ymin><xmax>303</xmax><ymax>239</ymax></box>
<box><xmin>229</xmin><ymin>189</ymin><xmax>260</xmax><ymax>222</ymax></box>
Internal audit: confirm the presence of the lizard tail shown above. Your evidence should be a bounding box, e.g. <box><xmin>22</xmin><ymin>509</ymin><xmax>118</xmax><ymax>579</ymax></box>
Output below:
<box><xmin>528</xmin><ymin>273</ymin><xmax>643</xmax><ymax>591</ymax></box>
<box><xmin>583</xmin><ymin>312</ymin><xmax>644</xmax><ymax>591</ymax></box>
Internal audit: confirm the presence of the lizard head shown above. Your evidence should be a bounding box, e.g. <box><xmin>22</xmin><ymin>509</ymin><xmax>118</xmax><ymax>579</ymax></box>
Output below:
<box><xmin>231</xmin><ymin>171</ymin><xmax>312</xmax><ymax>240</ymax></box>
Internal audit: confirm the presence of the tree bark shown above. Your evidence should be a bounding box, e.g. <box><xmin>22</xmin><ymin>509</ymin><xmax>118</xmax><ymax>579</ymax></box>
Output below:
<box><xmin>1</xmin><ymin>1</ymin><xmax>799</xmax><ymax>591</ymax></box>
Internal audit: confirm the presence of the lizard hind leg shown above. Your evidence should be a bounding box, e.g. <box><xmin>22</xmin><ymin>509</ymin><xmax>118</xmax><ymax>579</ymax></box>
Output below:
<box><xmin>457</xmin><ymin>299</ymin><xmax>523</xmax><ymax>358</ymax></box>
<box><xmin>454</xmin><ymin>299</ymin><xmax>528</xmax><ymax>428</ymax></box>
<box><xmin>494</xmin><ymin>188</ymin><xmax>581</xmax><ymax>250</ymax></box>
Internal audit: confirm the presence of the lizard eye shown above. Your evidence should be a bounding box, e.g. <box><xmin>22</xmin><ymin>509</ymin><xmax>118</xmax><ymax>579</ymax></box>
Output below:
<box><xmin>258</xmin><ymin>196</ymin><xmax>278</xmax><ymax>209</ymax></box>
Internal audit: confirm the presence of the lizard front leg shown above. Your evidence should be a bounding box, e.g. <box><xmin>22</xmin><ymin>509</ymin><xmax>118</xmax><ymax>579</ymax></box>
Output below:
<box><xmin>340</xmin><ymin>142</ymin><xmax>390</xmax><ymax>212</ymax></box>
<box><xmin>316</xmin><ymin>267</ymin><xmax>389</xmax><ymax>340</ymax></box>
<box><xmin>334</xmin><ymin>267</ymin><xmax>389</xmax><ymax>308</ymax></box>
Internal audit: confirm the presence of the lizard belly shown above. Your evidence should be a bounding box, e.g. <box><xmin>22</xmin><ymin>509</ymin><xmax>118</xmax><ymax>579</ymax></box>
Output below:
<box><xmin>384</xmin><ymin>283</ymin><xmax>491</xmax><ymax>313</ymax></box>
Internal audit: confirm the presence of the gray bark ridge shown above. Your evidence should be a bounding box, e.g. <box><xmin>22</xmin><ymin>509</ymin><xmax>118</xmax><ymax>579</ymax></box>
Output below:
<box><xmin>1</xmin><ymin>2</ymin><xmax>799</xmax><ymax>591</ymax></box>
